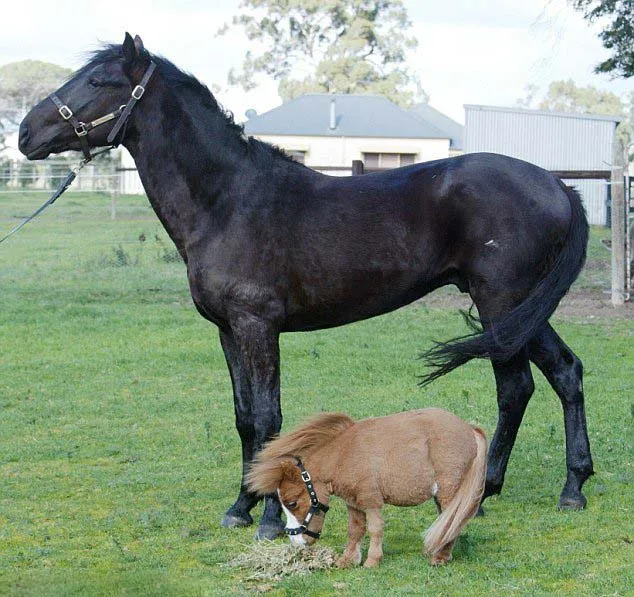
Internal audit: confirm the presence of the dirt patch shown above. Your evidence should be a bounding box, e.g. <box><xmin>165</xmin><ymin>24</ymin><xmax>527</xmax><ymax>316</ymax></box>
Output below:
<box><xmin>418</xmin><ymin>288</ymin><xmax>633</xmax><ymax>322</ymax></box>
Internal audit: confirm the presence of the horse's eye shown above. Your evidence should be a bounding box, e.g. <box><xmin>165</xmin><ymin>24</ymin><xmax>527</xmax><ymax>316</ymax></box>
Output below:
<box><xmin>88</xmin><ymin>78</ymin><xmax>101</xmax><ymax>88</ymax></box>
<box><xmin>286</xmin><ymin>501</ymin><xmax>297</xmax><ymax>509</ymax></box>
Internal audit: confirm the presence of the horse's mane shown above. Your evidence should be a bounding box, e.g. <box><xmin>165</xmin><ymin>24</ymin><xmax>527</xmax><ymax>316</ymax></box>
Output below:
<box><xmin>258</xmin><ymin>412</ymin><xmax>355</xmax><ymax>461</ymax></box>
<box><xmin>246</xmin><ymin>412</ymin><xmax>355</xmax><ymax>495</ymax></box>
<box><xmin>75</xmin><ymin>44</ymin><xmax>297</xmax><ymax>165</ymax></box>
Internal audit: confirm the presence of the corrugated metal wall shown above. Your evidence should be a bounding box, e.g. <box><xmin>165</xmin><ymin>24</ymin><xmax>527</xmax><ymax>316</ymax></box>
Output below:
<box><xmin>464</xmin><ymin>105</ymin><xmax>620</xmax><ymax>225</ymax></box>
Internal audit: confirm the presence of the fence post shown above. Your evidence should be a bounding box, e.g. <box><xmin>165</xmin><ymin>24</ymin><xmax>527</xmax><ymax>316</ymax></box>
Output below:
<box><xmin>110</xmin><ymin>164</ymin><xmax>119</xmax><ymax>220</ymax></box>
<box><xmin>352</xmin><ymin>160</ymin><xmax>364</xmax><ymax>175</ymax></box>
<box><xmin>610</xmin><ymin>133</ymin><xmax>626</xmax><ymax>306</ymax></box>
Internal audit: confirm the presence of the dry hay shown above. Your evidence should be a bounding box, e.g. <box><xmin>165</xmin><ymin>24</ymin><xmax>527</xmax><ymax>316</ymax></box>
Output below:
<box><xmin>226</xmin><ymin>540</ymin><xmax>338</xmax><ymax>581</ymax></box>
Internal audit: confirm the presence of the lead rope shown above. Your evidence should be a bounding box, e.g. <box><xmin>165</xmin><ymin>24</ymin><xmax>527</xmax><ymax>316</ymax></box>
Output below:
<box><xmin>0</xmin><ymin>146</ymin><xmax>113</xmax><ymax>245</ymax></box>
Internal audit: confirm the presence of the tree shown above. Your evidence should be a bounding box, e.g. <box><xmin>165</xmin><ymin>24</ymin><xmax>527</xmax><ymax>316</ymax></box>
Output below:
<box><xmin>571</xmin><ymin>0</ymin><xmax>634</xmax><ymax>78</ymax></box>
<box><xmin>537</xmin><ymin>78</ymin><xmax>626</xmax><ymax>114</ymax></box>
<box><xmin>222</xmin><ymin>0</ymin><xmax>426</xmax><ymax>107</ymax></box>
<box><xmin>0</xmin><ymin>60</ymin><xmax>72</xmax><ymax>128</ymax></box>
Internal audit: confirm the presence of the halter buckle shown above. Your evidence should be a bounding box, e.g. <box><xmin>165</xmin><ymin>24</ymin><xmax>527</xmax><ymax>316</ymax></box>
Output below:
<box><xmin>132</xmin><ymin>85</ymin><xmax>145</xmax><ymax>100</ymax></box>
<box><xmin>74</xmin><ymin>123</ymin><xmax>88</xmax><ymax>137</ymax></box>
<box><xmin>301</xmin><ymin>470</ymin><xmax>311</xmax><ymax>482</ymax></box>
<box><xmin>59</xmin><ymin>105</ymin><xmax>73</xmax><ymax>120</ymax></box>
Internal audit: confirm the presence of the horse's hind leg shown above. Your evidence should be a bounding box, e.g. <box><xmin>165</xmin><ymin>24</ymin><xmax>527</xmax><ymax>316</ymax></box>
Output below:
<box><xmin>528</xmin><ymin>324</ymin><xmax>594</xmax><ymax>509</ymax></box>
<box><xmin>363</xmin><ymin>509</ymin><xmax>385</xmax><ymax>568</ymax></box>
<box><xmin>484</xmin><ymin>349</ymin><xmax>535</xmax><ymax>500</ymax></box>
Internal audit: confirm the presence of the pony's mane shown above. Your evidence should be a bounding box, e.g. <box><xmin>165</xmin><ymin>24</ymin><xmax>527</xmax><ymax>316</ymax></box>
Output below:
<box><xmin>246</xmin><ymin>412</ymin><xmax>355</xmax><ymax>495</ymax></box>
<box><xmin>258</xmin><ymin>412</ymin><xmax>355</xmax><ymax>461</ymax></box>
<box><xmin>75</xmin><ymin>43</ymin><xmax>297</xmax><ymax>165</ymax></box>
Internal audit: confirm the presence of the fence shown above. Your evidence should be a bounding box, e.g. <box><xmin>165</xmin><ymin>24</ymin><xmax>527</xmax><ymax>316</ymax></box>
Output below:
<box><xmin>0</xmin><ymin>159</ymin><xmax>630</xmax><ymax>297</ymax></box>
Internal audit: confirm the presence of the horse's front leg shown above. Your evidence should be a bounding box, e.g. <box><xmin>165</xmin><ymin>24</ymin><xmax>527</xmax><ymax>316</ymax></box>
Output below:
<box><xmin>337</xmin><ymin>505</ymin><xmax>366</xmax><ymax>568</ymax></box>
<box><xmin>219</xmin><ymin>321</ymin><xmax>284</xmax><ymax>539</ymax></box>
<box><xmin>219</xmin><ymin>328</ymin><xmax>259</xmax><ymax>529</ymax></box>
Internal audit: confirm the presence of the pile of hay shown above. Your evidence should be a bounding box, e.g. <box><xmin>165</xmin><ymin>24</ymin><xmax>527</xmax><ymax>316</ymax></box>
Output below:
<box><xmin>226</xmin><ymin>540</ymin><xmax>338</xmax><ymax>581</ymax></box>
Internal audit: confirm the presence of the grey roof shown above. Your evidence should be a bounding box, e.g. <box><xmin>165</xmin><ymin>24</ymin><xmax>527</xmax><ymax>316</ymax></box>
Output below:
<box><xmin>464</xmin><ymin>104</ymin><xmax>623</xmax><ymax>123</ymax></box>
<box><xmin>410</xmin><ymin>103</ymin><xmax>464</xmax><ymax>150</ymax></box>
<box><xmin>243</xmin><ymin>93</ymin><xmax>450</xmax><ymax>140</ymax></box>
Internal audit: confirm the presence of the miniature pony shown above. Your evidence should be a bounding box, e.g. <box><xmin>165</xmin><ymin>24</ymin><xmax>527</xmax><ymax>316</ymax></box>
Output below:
<box><xmin>247</xmin><ymin>408</ymin><xmax>488</xmax><ymax>567</ymax></box>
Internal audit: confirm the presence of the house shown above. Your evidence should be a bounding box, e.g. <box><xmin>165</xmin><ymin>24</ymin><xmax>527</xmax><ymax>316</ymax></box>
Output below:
<box><xmin>410</xmin><ymin>103</ymin><xmax>463</xmax><ymax>156</ymax></box>
<box><xmin>243</xmin><ymin>94</ymin><xmax>461</xmax><ymax>175</ymax></box>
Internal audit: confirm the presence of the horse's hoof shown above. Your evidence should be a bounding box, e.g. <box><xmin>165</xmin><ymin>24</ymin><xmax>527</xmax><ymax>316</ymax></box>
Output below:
<box><xmin>558</xmin><ymin>494</ymin><xmax>587</xmax><ymax>511</ymax></box>
<box><xmin>221</xmin><ymin>512</ymin><xmax>253</xmax><ymax>528</ymax></box>
<box><xmin>254</xmin><ymin>522</ymin><xmax>285</xmax><ymax>540</ymax></box>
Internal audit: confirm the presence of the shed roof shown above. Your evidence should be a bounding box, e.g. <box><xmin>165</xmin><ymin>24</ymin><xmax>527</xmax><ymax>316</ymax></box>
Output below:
<box><xmin>464</xmin><ymin>104</ymin><xmax>623</xmax><ymax>123</ymax></box>
<box><xmin>243</xmin><ymin>93</ymin><xmax>450</xmax><ymax>140</ymax></box>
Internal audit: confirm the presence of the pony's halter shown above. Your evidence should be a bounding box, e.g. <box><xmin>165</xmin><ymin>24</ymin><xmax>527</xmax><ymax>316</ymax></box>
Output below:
<box><xmin>284</xmin><ymin>457</ymin><xmax>329</xmax><ymax>540</ymax></box>
<box><xmin>48</xmin><ymin>61</ymin><xmax>156</xmax><ymax>162</ymax></box>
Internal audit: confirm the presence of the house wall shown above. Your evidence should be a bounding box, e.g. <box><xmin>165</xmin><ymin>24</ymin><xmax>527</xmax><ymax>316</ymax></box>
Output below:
<box><xmin>251</xmin><ymin>134</ymin><xmax>451</xmax><ymax>173</ymax></box>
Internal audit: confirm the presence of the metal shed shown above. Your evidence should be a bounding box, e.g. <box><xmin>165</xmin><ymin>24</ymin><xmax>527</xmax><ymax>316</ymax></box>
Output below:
<box><xmin>464</xmin><ymin>105</ymin><xmax>622</xmax><ymax>225</ymax></box>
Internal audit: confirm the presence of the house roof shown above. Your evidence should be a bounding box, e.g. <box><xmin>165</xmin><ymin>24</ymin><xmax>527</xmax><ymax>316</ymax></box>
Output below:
<box><xmin>410</xmin><ymin>103</ymin><xmax>464</xmax><ymax>150</ymax></box>
<box><xmin>243</xmin><ymin>93</ymin><xmax>450</xmax><ymax>140</ymax></box>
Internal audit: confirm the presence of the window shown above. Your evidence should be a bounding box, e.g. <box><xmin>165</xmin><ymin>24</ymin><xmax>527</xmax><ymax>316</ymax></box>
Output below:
<box><xmin>363</xmin><ymin>153</ymin><xmax>417</xmax><ymax>169</ymax></box>
<box><xmin>287</xmin><ymin>150</ymin><xmax>306</xmax><ymax>164</ymax></box>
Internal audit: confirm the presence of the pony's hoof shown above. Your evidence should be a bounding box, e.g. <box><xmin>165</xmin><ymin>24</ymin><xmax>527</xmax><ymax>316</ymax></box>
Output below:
<box><xmin>221</xmin><ymin>512</ymin><xmax>253</xmax><ymax>528</ymax></box>
<box><xmin>558</xmin><ymin>494</ymin><xmax>587</xmax><ymax>511</ymax></box>
<box><xmin>430</xmin><ymin>554</ymin><xmax>452</xmax><ymax>566</ymax></box>
<box><xmin>363</xmin><ymin>558</ymin><xmax>381</xmax><ymax>568</ymax></box>
<box><xmin>336</xmin><ymin>556</ymin><xmax>360</xmax><ymax>569</ymax></box>
<box><xmin>254</xmin><ymin>522</ymin><xmax>285</xmax><ymax>540</ymax></box>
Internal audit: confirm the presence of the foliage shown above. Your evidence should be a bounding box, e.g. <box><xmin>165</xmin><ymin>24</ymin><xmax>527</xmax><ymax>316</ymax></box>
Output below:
<box><xmin>0</xmin><ymin>60</ymin><xmax>72</xmax><ymax>129</ymax></box>
<box><xmin>571</xmin><ymin>0</ymin><xmax>634</xmax><ymax>78</ymax></box>
<box><xmin>537</xmin><ymin>78</ymin><xmax>625</xmax><ymax>114</ymax></box>
<box><xmin>0</xmin><ymin>192</ymin><xmax>632</xmax><ymax>594</ymax></box>
<box><xmin>223</xmin><ymin>0</ymin><xmax>426</xmax><ymax>107</ymax></box>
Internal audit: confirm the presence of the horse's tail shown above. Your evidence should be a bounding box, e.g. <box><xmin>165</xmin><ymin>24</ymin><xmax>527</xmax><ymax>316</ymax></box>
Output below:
<box><xmin>424</xmin><ymin>425</ymin><xmax>488</xmax><ymax>556</ymax></box>
<box><xmin>420</xmin><ymin>183</ymin><xmax>588</xmax><ymax>385</ymax></box>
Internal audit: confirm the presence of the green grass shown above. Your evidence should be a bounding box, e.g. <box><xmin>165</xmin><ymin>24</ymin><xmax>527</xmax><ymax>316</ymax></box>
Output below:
<box><xmin>1</xmin><ymin>192</ymin><xmax>633</xmax><ymax>595</ymax></box>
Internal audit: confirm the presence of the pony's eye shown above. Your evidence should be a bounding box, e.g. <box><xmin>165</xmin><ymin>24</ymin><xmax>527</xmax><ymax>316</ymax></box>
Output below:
<box><xmin>88</xmin><ymin>78</ymin><xmax>101</xmax><ymax>88</ymax></box>
<box><xmin>286</xmin><ymin>501</ymin><xmax>297</xmax><ymax>509</ymax></box>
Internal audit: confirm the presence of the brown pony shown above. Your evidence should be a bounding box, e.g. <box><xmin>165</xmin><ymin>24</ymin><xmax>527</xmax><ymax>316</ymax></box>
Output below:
<box><xmin>247</xmin><ymin>408</ymin><xmax>488</xmax><ymax>567</ymax></box>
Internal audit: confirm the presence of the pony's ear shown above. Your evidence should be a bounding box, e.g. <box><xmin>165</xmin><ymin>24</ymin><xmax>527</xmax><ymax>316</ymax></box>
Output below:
<box><xmin>279</xmin><ymin>458</ymin><xmax>300</xmax><ymax>478</ymax></box>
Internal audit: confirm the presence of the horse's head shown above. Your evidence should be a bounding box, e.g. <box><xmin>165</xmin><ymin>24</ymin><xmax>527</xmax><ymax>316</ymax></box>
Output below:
<box><xmin>19</xmin><ymin>33</ymin><xmax>151</xmax><ymax>160</ymax></box>
<box><xmin>247</xmin><ymin>457</ymin><xmax>330</xmax><ymax>546</ymax></box>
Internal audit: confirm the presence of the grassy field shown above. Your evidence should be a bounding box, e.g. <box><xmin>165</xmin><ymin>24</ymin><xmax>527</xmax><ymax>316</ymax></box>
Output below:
<box><xmin>1</xmin><ymin>192</ymin><xmax>632</xmax><ymax>596</ymax></box>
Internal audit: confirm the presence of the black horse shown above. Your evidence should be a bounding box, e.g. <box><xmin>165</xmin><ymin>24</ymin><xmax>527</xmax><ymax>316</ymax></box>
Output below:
<box><xmin>19</xmin><ymin>34</ymin><xmax>594</xmax><ymax>539</ymax></box>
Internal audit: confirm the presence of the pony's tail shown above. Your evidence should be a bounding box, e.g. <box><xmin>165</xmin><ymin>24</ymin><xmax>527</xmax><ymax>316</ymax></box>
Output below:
<box><xmin>420</xmin><ymin>184</ymin><xmax>588</xmax><ymax>385</ymax></box>
<box><xmin>424</xmin><ymin>426</ymin><xmax>488</xmax><ymax>556</ymax></box>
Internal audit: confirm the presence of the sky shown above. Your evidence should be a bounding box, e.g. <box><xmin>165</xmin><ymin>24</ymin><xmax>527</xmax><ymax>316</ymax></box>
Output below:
<box><xmin>1</xmin><ymin>0</ymin><xmax>631</xmax><ymax>124</ymax></box>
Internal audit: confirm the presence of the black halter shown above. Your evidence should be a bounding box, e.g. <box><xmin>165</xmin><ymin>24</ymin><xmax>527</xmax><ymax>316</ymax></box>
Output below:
<box><xmin>48</xmin><ymin>61</ymin><xmax>156</xmax><ymax>162</ymax></box>
<box><xmin>284</xmin><ymin>458</ymin><xmax>329</xmax><ymax>540</ymax></box>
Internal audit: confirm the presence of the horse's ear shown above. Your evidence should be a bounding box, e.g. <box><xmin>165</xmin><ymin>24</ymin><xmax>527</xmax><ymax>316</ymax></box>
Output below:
<box><xmin>133</xmin><ymin>35</ymin><xmax>145</xmax><ymax>55</ymax></box>
<box><xmin>123</xmin><ymin>32</ymin><xmax>136</xmax><ymax>63</ymax></box>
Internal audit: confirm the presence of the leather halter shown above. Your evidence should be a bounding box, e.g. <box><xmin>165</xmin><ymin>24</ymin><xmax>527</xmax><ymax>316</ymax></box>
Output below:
<box><xmin>1</xmin><ymin>61</ymin><xmax>156</xmax><ymax>245</ymax></box>
<box><xmin>48</xmin><ymin>61</ymin><xmax>156</xmax><ymax>162</ymax></box>
<box><xmin>284</xmin><ymin>458</ymin><xmax>329</xmax><ymax>540</ymax></box>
